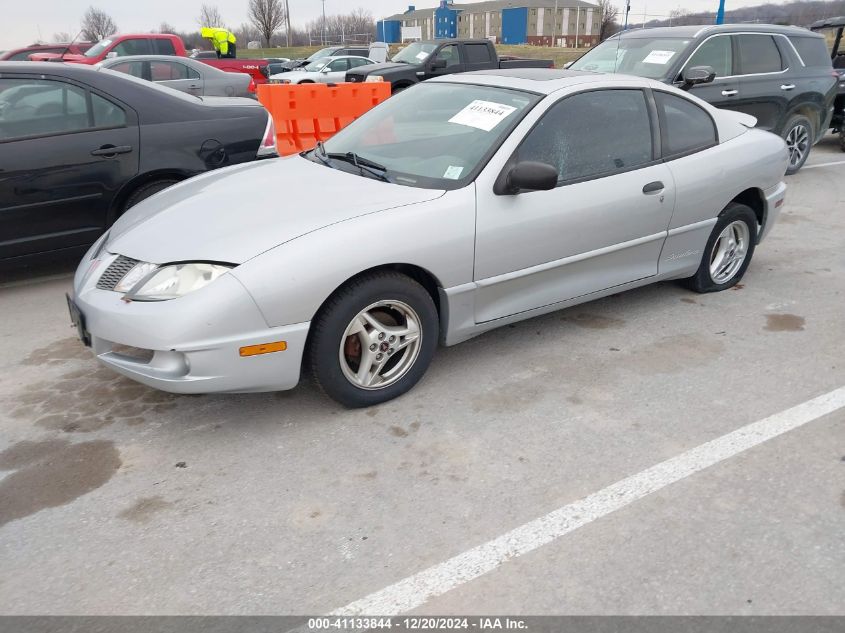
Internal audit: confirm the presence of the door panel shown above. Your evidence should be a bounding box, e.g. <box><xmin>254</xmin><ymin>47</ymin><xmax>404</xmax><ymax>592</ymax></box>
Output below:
<box><xmin>474</xmin><ymin>165</ymin><xmax>675</xmax><ymax>322</ymax></box>
<box><xmin>0</xmin><ymin>78</ymin><xmax>139</xmax><ymax>259</ymax></box>
<box><xmin>683</xmin><ymin>34</ymin><xmax>741</xmax><ymax>112</ymax></box>
<box><xmin>733</xmin><ymin>34</ymin><xmax>789</xmax><ymax>132</ymax></box>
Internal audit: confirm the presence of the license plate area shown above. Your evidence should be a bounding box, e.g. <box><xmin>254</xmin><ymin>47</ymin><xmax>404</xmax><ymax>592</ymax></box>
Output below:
<box><xmin>66</xmin><ymin>294</ymin><xmax>91</xmax><ymax>347</ymax></box>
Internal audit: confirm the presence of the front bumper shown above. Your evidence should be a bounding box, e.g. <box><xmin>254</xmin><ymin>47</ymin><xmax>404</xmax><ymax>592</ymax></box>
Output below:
<box><xmin>71</xmin><ymin>252</ymin><xmax>309</xmax><ymax>394</ymax></box>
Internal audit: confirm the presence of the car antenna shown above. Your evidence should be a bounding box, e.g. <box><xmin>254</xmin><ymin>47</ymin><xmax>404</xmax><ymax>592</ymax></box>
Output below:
<box><xmin>60</xmin><ymin>29</ymin><xmax>85</xmax><ymax>61</ymax></box>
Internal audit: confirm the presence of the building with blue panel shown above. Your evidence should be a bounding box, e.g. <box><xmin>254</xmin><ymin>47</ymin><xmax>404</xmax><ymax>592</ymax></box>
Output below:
<box><xmin>501</xmin><ymin>7</ymin><xmax>528</xmax><ymax>44</ymax></box>
<box><xmin>378</xmin><ymin>1</ymin><xmax>600</xmax><ymax>47</ymax></box>
<box><xmin>434</xmin><ymin>1</ymin><xmax>460</xmax><ymax>38</ymax></box>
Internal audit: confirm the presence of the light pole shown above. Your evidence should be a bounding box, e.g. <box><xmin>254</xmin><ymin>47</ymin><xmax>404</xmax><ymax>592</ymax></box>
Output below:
<box><xmin>321</xmin><ymin>0</ymin><xmax>327</xmax><ymax>45</ymax></box>
<box><xmin>716</xmin><ymin>0</ymin><xmax>726</xmax><ymax>24</ymax></box>
<box><xmin>623</xmin><ymin>0</ymin><xmax>631</xmax><ymax>30</ymax></box>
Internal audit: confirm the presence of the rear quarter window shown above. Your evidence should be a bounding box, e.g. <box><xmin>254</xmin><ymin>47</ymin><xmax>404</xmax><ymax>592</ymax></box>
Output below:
<box><xmin>789</xmin><ymin>36</ymin><xmax>833</xmax><ymax>67</ymax></box>
<box><xmin>153</xmin><ymin>39</ymin><xmax>177</xmax><ymax>55</ymax></box>
<box><xmin>465</xmin><ymin>43</ymin><xmax>493</xmax><ymax>63</ymax></box>
<box><xmin>655</xmin><ymin>91</ymin><xmax>717</xmax><ymax>158</ymax></box>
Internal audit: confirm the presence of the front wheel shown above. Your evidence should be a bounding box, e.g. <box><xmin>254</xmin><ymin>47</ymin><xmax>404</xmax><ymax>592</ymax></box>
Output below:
<box><xmin>308</xmin><ymin>271</ymin><xmax>439</xmax><ymax>407</ymax></box>
<box><xmin>782</xmin><ymin>114</ymin><xmax>814</xmax><ymax>174</ymax></box>
<box><xmin>684</xmin><ymin>203</ymin><xmax>757</xmax><ymax>293</ymax></box>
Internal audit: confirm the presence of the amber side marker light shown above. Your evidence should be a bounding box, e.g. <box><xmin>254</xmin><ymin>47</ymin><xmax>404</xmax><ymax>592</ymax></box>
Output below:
<box><xmin>239</xmin><ymin>341</ymin><xmax>287</xmax><ymax>357</ymax></box>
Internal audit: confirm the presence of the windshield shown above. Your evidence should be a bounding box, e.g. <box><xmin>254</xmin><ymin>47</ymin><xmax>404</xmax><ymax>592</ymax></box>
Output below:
<box><xmin>307</xmin><ymin>47</ymin><xmax>337</xmax><ymax>61</ymax></box>
<box><xmin>393</xmin><ymin>42</ymin><xmax>438</xmax><ymax>64</ymax></box>
<box><xmin>304</xmin><ymin>57</ymin><xmax>331</xmax><ymax>72</ymax></box>
<box><xmin>318</xmin><ymin>83</ymin><xmax>540</xmax><ymax>189</ymax></box>
<box><xmin>570</xmin><ymin>37</ymin><xmax>691</xmax><ymax>78</ymax></box>
<box><xmin>85</xmin><ymin>39</ymin><xmax>113</xmax><ymax>58</ymax></box>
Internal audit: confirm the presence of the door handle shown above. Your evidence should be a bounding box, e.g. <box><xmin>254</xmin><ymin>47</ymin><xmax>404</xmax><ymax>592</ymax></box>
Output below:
<box><xmin>91</xmin><ymin>145</ymin><xmax>132</xmax><ymax>157</ymax></box>
<box><xmin>721</xmin><ymin>89</ymin><xmax>738</xmax><ymax>96</ymax></box>
<box><xmin>642</xmin><ymin>181</ymin><xmax>664</xmax><ymax>194</ymax></box>
<box><xmin>780</xmin><ymin>84</ymin><xmax>796</xmax><ymax>91</ymax></box>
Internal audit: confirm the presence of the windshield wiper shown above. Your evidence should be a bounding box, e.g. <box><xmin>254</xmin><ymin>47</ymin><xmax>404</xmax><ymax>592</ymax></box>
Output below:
<box><xmin>325</xmin><ymin>151</ymin><xmax>391</xmax><ymax>182</ymax></box>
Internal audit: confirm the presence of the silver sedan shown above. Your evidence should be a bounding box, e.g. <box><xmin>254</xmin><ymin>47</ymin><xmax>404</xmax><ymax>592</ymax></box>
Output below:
<box><xmin>69</xmin><ymin>70</ymin><xmax>788</xmax><ymax>407</ymax></box>
<box><xmin>269</xmin><ymin>55</ymin><xmax>375</xmax><ymax>84</ymax></box>
<box><xmin>97</xmin><ymin>55</ymin><xmax>253</xmax><ymax>97</ymax></box>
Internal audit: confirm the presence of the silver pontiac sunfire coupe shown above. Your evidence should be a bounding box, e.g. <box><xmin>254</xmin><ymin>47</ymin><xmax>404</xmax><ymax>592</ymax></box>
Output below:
<box><xmin>70</xmin><ymin>69</ymin><xmax>788</xmax><ymax>407</ymax></box>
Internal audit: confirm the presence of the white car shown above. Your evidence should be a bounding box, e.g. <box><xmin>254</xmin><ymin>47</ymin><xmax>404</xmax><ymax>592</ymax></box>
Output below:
<box><xmin>270</xmin><ymin>56</ymin><xmax>376</xmax><ymax>84</ymax></box>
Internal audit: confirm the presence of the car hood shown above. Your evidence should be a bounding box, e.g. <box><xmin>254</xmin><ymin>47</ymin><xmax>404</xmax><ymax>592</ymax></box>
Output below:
<box><xmin>270</xmin><ymin>70</ymin><xmax>314</xmax><ymax>82</ymax></box>
<box><xmin>349</xmin><ymin>62</ymin><xmax>408</xmax><ymax>75</ymax></box>
<box><xmin>107</xmin><ymin>156</ymin><xmax>444</xmax><ymax>264</ymax></box>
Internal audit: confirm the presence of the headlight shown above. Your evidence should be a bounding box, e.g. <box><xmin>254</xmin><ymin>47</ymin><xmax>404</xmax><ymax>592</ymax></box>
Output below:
<box><xmin>365</xmin><ymin>75</ymin><xmax>384</xmax><ymax>83</ymax></box>
<box><xmin>123</xmin><ymin>263</ymin><xmax>233</xmax><ymax>301</ymax></box>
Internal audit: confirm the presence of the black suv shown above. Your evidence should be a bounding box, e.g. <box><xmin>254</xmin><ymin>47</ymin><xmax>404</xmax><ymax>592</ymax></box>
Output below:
<box><xmin>570</xmin><ymin>24</ymin><xmax>837</xmax><ymax>173</ymax></box>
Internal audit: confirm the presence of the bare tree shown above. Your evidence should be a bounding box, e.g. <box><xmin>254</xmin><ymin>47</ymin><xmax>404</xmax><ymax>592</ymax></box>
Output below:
<box><xmin>248</xmin><ymin>0</ymin><xmax>286</xmax><ymax>47</ymax></box>
<box><xmin>197</xmin><ymin>4</ymin><xmax>224</xmax><ymax>28</ymax></box>
<box><xmin>81</xmin><ymin>6</ymin><xmax>118</xmax><ymax>42</ymax></box>
<box><xmin>596</xmin><ymin>0</ymin><xmax>619</xmax><ymax>41</ymax></box>
<box><xmin>157</xmin><ymin>22</ymin><xmax>177</xmax><ymax>34</ymax></box>
<box><xmin>52</xmin><ymin>32</ymin><xmax>72</xmax><ymax>43</ymax></box>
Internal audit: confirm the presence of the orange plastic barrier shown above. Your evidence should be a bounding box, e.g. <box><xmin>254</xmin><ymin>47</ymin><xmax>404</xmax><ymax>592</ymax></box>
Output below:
<box><xmin>257</xmin><ymin>82</ymin><xmax>392</xmax><ymax>156</ymax></box>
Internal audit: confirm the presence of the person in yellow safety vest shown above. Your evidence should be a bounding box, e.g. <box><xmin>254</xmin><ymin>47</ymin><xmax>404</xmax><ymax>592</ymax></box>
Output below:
<box><xmin>201</xmin><ymin>27</ymin><xmax>237</xmax><ymax>59</ymax></box>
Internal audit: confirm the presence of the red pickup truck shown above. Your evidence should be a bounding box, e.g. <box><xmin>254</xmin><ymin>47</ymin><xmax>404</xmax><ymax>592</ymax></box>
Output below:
<box><xmin>29</xmin><ymin>33</ymin><xmax>269</xmax><ymax>84</ymax></box>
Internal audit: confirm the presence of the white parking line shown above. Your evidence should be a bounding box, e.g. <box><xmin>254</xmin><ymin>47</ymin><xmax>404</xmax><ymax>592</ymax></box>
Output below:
<box><xmin>803</xmin><ymin>159</ymin><xmax>845</xmax><ymax>170</ymax></box>
<box><xmin>333</xmin><ymin>386</ymin><xmax>845</xmax><ymax>616</ymax></box>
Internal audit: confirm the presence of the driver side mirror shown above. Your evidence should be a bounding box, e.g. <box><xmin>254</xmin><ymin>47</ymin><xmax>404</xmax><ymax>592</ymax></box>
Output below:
<box><xmin>105</xmin><ymin>51</ymin><xmax>118</xmax><ymax>59</ymax></box>
<box><xmin>497</xmin><ymin>161</ymin><xmax>559</xmax><ymax>195</ymax></box>
<box><xmin>320</xmin><ymin>66</ymin><xmax>332</xmax><ymax>73</ymax></box>
<box><xmin>431</xmin><ymin>58</ymin><xmax>447</xmax><ymax>70</ymax></box>
<box><xmin>682</xmin><ymin>65</ymin><xmax>716</xmax><ymax>88</ymax></box>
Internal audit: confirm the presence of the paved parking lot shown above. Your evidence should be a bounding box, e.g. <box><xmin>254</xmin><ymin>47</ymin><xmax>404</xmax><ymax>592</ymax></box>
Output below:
<box><xmin>1</xmin><ymin>137</ymin><xmax>843</xmax><ymax>615</ymax></box>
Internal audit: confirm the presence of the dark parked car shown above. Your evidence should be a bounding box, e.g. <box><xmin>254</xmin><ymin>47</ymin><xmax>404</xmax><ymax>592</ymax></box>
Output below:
<box><xmin>0</xmin><ymin>62</ymin><xmax>276</xmax><ymax>264</ymax></box>
<box><xmin>570</xmin><ymin>24</ymin><xmax>837</xmax><ymax>173</ymax></box>
<box><xmin>345</xmin><ymin>39</ymin><xmax>553</xmax><ymax>94</ymax></box>
<box><xmin>810</xmin><ymin>16</ymin><xmax>845</xmax><ymax>150</ymax></box>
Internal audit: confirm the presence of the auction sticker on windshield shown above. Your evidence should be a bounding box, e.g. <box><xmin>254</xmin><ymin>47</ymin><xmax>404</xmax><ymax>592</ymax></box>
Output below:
<box><xmin>642</xmin><ymin>50</ymin><xmax>676</xmax><ymax>64</ymax></box>
<box><xmin>449</xmin><ymin>100</ymin><xmax>517</xmax><ymax>132</ymax></box>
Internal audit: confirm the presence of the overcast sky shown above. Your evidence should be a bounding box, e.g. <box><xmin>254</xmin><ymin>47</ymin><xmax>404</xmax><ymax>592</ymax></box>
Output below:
<box><xmin>5</xmin><ymin>0</ymin><xmax>781</xmax><ymax>50</ymax></box>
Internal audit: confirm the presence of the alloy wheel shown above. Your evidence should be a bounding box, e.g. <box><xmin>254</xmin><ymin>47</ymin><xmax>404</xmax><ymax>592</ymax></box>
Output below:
<box><xmin>786</xmin><ymin>123</ymin><xmax>809</xmax><ymax>169</ymax></box>
<box><xmin>338</xmin><ymin>300</ymin><xmax>422</xmax><ymax>390</ymax></box>
<box><xmin>709</xmin><ymin>220</ymin><xmax>750</xmax><ymax>284</ymax></box>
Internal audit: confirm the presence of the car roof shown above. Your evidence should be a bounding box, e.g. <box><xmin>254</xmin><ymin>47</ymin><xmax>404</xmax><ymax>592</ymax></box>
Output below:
<box><xmin>809</xmin><ymin>16</ymin><xmax>845</xmax><ymax>29</ymax></box>
<box><xmin>0</xmin><ymin>61</ymin><xmax>104</xmax><ymax>77</ymax></box>
<box><xmin>431</xmin><ymin>68</ymin><xmax>657</xmax><ymax>94</ymax></box>
<box><xmin>608</xmin><ymin>23</ymin><xmax>821</xmax><ymax>40</ymax></box>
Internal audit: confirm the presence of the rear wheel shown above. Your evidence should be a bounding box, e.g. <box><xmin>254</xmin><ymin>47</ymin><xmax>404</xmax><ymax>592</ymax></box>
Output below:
<box><xmin>308</xmin><ymin>271</ymin><xmax>438</xmax><ymax>407</ymax></box>
<box><xmin>684</xmin><ymin>203</ymin><xmax>757</xmax><ymax>293</ymax></box>
<box><xmin>122</xmin><ymin>179</ymin><xmax>179</xmax><ymax>214</ymax></box>
<box><xmin>782</xmin><ymin>114</ymin><xmax>813</xmax><ymax>174</ymax></box>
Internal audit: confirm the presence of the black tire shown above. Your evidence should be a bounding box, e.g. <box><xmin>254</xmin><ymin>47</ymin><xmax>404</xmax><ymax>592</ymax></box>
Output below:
<box><xmin>782</xmin><ymin>114</ymin><xmax>814</xmax><ymax>175</ymax></box>
<box><xmin>308</xmin><ymin>271</ymin><xmax>439</xmax><ymax>408</ymax></box>
<box><xmin>684</xmin><ymin>203</ymin><xmax>758</xmax><ymax>294</ymax></box>
<box><xmin>123</xmin><ymin>179</ymin><xmax>179</xmax><ymax>214</ymax></box>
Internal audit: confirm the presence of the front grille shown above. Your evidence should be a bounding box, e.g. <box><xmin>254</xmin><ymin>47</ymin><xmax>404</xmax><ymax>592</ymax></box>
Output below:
<box><xmin>97</xmin><ymin>255</ymin><xmax>139</xmax><ymax>290</ymax></box>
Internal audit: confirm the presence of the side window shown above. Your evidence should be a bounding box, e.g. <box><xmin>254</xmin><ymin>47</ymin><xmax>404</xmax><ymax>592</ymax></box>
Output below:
<box><xmin>109</xmin><ymin>61</ymin><xmax>146</xmax><ymax>78</ymax></box>
<box><xmin>654</xmin><ymin>91</ymin><xmax>717</xmax><ymax>157</ymax></box>
<box><xmin>186</xmin><ymin>65</ymin><xmax>201</xmax><ymax>80</ymax></box>
<box><xmin>516</xmin><ymin>89</ymin><xmax>653</xmax><ymax>184</ymax></box>
<box><xmin>153</xmin><ymin>39</ymin><xmax>177</xmax><ymax>55</ymax></box>
<box><xmin>736</xmin><ymin>34</ymin><xmax>783</xmax><ymax>74</ymax></box>
<box><xmin>349</xmin><ymin>58</ymin><xmax>371</xmax><ymax>69</ymax></box>
<box><xmin>465</xmin><ymin>43</ymin><xmax>493</xmax><ymax>64</ymax></box>
<box><xmin>112</xmin><ymin>38</ymin><xmax>151</xmax><ymax>57</ymax></box>
<box><xmin>91</xmin><ymin>93</ymin><xmax>126</xmax><ymax>128</ymax></box>
<box><xmin>685</xmin><ymin>36</ymin><xmax>732</xmax><ymax>78</ymax></box>
<box><xmin>0</xmin><ymin>79</ymin><xmax>90</xmax><ymax>140</ymax></box>
<box><xmin>151</xmin><ymin>61</ymin><xmax>188</xmax><ymax>81</ymax></box>
<box><xmin>328</xmin><ymin>59</ymin><xmax>350</xmax><ymax>72</ymax></box>
<box><xmin>788</xmin><ymin>36</ymin><xmax>833</xmax><ymax>67</ymax></box>
<box><xmin>434</xmin><ymin>45</ymin><xmax>461</xmax><ymax>68</ymax></box>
